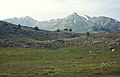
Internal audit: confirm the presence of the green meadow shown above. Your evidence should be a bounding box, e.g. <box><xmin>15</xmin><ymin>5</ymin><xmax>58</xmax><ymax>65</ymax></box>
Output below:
<box><xmin>0</xmin><ymin>45</ymin><xmax>120</xmax><ymax>77</ymax></box>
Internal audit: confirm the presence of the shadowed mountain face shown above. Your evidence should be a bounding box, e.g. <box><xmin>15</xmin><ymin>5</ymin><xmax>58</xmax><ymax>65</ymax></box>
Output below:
<box><xmin>3</xmin><ymin>12</ymin><xmax>120</xmax><ymax>33</ymax></box>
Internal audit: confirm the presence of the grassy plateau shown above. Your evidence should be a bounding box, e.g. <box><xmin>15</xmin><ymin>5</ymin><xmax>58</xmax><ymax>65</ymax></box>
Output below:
<box><xmin>0</xmin><ymin>45</ymin><xmax>120</xmax><ymax>77</ymax></box>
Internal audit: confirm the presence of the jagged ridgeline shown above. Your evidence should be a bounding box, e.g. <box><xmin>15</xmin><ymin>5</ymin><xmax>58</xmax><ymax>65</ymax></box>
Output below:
<box><xmin>4</xmin><ymin>12</ymin><xmax>120</xmax><ymax>33</ymax></box>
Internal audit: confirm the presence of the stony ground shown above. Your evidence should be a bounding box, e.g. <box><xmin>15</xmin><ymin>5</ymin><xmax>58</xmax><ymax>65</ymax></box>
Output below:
<box><xmin>0</xmin><ymin>32</ymin><xmax>119</xmax><ymax>51</ymax></box>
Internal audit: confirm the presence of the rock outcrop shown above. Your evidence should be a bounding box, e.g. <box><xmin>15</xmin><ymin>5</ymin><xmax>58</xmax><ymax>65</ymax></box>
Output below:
<box><xmin>0</xmin><ymin>32</ymin><xmax>120</xmax><ymax>51</ymax></box>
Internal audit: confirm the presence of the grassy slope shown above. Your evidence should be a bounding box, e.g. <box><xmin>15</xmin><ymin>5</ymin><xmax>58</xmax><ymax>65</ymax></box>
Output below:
<box><xmin>0</xmin><ymin>45</ymin><xmax>120</xmax><ymax>77</ymax></box>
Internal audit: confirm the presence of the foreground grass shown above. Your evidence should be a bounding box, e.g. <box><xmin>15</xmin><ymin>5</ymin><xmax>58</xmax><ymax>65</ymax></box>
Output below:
<box><xmin>0</xmin><ymin>45</ymin><xmax>120</xmax><ymax>77</ymax></box>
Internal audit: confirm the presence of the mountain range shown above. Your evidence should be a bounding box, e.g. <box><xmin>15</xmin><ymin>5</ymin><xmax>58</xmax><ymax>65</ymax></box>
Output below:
<box><xmin>3</xmin><ymin>12</ymin><xmax>120</xmax><ymax>33</ymax></box>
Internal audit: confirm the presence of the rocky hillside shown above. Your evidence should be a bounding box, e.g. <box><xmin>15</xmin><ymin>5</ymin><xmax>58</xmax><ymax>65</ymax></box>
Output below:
<box><xmin>0</xmin><ymin>32</ymin><xmax>119</xmax><ymax>51</ymax></box>
<box><xmin>0</xmin><ymin>21</ymin><xmax>120</xmax><ymax>51</ymax></box>
<box><xmin>3</xmin><ymin>12</ymin><xmax>120</xmax><ymax>33</ymax></box>
<box><xmin>0</xmin><ymin>21</ymin><xmax>79</xmax><ymax>41</ymax></box>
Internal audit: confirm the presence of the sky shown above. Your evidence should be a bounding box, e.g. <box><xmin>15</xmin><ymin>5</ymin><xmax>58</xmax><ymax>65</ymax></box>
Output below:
<box><xmin>0</xmin><ymin>0</ymin><xmax>120</xmax><ymax>21</ymax></box>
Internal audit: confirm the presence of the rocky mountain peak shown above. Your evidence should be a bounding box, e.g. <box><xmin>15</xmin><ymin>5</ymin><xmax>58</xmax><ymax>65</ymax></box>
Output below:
<box><xmin>20</xmin><ymin>16</ymin><xmax>35</xmax><ymax>21</ymax></box>
<box><xmin>69</xmin><ymin>12</ymin><xmax>80</xmax><ymax>17</ymax></box>
<box><xmin>72</xmin><ymin>12</ymin><xmax>79</xmax><ymax>15</ymax></box>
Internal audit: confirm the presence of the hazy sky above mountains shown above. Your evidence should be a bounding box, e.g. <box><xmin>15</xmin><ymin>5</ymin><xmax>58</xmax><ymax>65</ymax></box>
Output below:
<box><xmin>0</xmin><ymin>0</ymin><xmax>120</xmax><ymax>21</ymax></box>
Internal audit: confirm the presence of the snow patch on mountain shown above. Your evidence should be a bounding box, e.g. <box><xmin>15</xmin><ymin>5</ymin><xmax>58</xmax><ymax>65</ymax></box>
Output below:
<box><xmin>73</xmin><ymin>19</ymin><xmax>77</xmax><ymax>24</ymax></box>
<box><xmin>82</xmin><ymin>15</ymin><xmax>89</xmax><ymax>20</ymax></box>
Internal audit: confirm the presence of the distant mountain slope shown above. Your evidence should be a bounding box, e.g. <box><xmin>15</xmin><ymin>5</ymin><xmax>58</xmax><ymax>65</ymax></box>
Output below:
<box><xmin>38</xmin><ymin>12</ymin><xmax>88</xmax><ymax>33</ymax></box>
<box><xmin>87</xmin><ymin>16</ymin><xmax>120</xmax><ymax>32</ymax></box>
<box><xmin>3</xmin><ymin>12</ymin><xmax>120</xmax><ymax>33</ymax></box>
<box><xmin>3</xmin><ymin>16</ymin><xmax>38</xmax><ymax>27</ymax></box>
